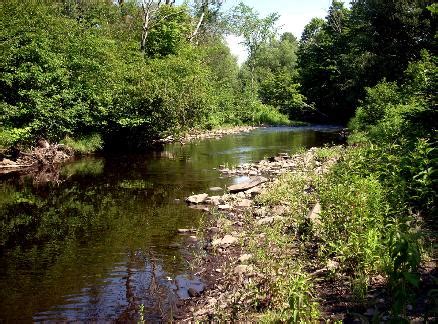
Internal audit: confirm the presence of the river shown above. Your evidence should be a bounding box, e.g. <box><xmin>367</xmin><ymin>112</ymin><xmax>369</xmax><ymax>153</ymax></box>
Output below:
<box><xmin>0</xmin><ymin>125</ymin><xmax>342</xmax><ymax>322</ymax></box>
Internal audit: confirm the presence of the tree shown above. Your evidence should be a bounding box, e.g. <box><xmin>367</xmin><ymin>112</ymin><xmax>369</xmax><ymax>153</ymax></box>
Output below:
<box><xmin>227</xmin><ymin>3</ymin><xmax>279</xmax><ymax>96</ymax></box>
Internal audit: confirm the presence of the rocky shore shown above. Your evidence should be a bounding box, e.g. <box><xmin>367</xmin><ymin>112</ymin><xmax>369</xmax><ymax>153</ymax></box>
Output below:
<box><xmin>176</xmin><ymin>146</ymin><xmax>343</xmax><ymax>322</ymax></box>
<box><xmin>156</xmin><ymin>126</ymin><xmax>259</xmax><ymax>145</ymax></box>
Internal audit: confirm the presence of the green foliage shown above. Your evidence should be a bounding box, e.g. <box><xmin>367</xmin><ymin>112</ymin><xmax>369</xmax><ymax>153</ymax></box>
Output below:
<box><xmin>318</xmin><ymin>172</ymin><xmax>389</xmax><ymax>275</ymax></box>
<box><xmin>0</xmin><ymin>0</ymin><xmax>280</xmax><ymax>151</ymax></box>
<box><xmin>61</xmin><ymin>134</ymin><xmax>103</xmax><ymax>154</ymax></box>
<box><xmin>298</xmin><ymin>0</ymin><xmax>436</xmax><ymax>122</ymax></box>
<box><xmin>144</xmin><ymin>5</ymin><xmax>191</xmax><ymax>57</ymax></box>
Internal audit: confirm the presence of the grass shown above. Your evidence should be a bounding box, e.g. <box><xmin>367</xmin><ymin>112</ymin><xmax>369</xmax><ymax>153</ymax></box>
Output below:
<box><xmin>61</xmin><ymin>133</ymin><xmax>103</xmax><ymax>154</ymax></box>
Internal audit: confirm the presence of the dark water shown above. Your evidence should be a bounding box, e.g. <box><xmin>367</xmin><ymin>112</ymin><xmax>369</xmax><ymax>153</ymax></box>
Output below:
<box><xmin>0</xmin><ymin>126</ymin><xmax>342</xmax><ymax>322</ymax></box>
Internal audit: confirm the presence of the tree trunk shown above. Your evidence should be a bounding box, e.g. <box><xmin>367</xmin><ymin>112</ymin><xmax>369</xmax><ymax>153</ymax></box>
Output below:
<box><xmin>189</xmin><ymin>10</ymin><xmax>205</xmax><ymax>42</ymax></box>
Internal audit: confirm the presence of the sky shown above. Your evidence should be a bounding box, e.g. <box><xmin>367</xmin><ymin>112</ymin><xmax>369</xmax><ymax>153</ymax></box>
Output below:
<box><xmin>221</xmin><ymin>0</ymin><xmax>338</xmax><ymax>64</ymax></box>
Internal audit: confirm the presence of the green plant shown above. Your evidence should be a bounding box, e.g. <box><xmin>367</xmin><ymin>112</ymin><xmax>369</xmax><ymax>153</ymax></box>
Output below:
<box><xmin>61</xmin><ymin>134</ymin><xmax>103</xmax><ymax>154</ymax></box>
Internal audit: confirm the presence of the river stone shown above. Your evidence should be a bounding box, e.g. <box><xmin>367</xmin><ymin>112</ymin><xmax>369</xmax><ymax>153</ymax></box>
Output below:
<box><xmin>307</xmin><ymin>202</ymin><xmax>321</xmax><ymax>225</ymax></box>
<box><xmin>1</xmin><ymin>159</ymin><xmax>17</xmax><ymax>165</ymax></box>
<box><xmin>236</xmin><ymin>199</ymin><xmax>252</xmax><ymax>207</ymax></box>
<box><xmin>206</xmin><ymin>195</ymin><xmax>222</xmax><ymax>205</ymax></box>
<box><xmin>238</xmin><ymin>254</ymin><xmax>253</xmax><ymax>263</ymax></box>
<box><xmin>234</xmin><ymin>264</ymin><xmax>253</xmax><ymax>275</ymax></box>
<box><xmin>209</xmin><ymin>187</ymin><xmax>223</xmax><ymax>192</ymax></box>
<box><xmin>256</xmin><ymin>216</ymin><xmax>285</xmax><ymax>225</ymax></box>
<box><xmin>228</xmin><ymin>176</ymin><xmax>268</xmax><ymax>193</ymax></box>
<box><xmin>177</xmin><ymin>228</ymin><xmax>196</xmax><ymax>234</ymax></box>
<box><xmin>212</xmin><ymin>235</ymin><xmax>237</xmax><ymax>247</ymax></box>
<box><xmin>245</xmin><ymin>186</ymin><xmax>262</xmax><ymax>197</ymax></box>
<box><xmin>186</xmin><ymin>193</ymin><xmax>208</xmax><ymax>204</ymax></box>
<box><xmin>188</xmin><ymin>287</ymin><xmax>201</xmax><ymax>298</ymax></box>
<box><xmin>218</xmin><ymin>204</ymin><xmax>231</xmax><ymax>210</ymax></box>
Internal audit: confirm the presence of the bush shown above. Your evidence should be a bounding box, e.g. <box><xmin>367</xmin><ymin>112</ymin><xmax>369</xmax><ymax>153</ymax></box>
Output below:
<box><xmin>61</xmin><ymin>134</ymin><xmax>103</xmax><ymax>154</ymax></box>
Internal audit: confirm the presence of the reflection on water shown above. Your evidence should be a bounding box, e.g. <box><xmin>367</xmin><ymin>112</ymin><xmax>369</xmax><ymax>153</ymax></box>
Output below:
<box><xmin>0</xmin><ymin>126</ymin><xmax>342</xmax><ymax>321</ymax></box>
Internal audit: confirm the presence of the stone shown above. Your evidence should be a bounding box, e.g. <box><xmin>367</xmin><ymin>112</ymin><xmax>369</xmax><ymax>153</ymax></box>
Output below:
<box><xmin>1</xmin><ymin>159</ymin><xmax>17</xmax><ymax>165</ymax></box>
<box><xmin>212</xmin><ymin>235</ymin><xmax>237</xmax><ymax>247</ymax></box>
<box><xmin>271</xmin><ymin>205</ymin><xmax>287</xmax><ymax>215</ymax></box>
<box><xmin>188</xmin><ymin>287</ymin><xmax>201</xmax><ymax>298</ymax></box>
<box><xmin>307</xmin><ymin>202</ymin><xmax>321</xmax><ymax>225</ymax></box>
<box><xmin>236</xmin><ymin>199</ymin><xmax>252</xmax><ymax>208</ymax></box>
<box><xmin>326</xmin><ymin>260</ymin><xmax>339</xmax><ymax>271</ymax></box>
<box><xmin>228</xmin><ymin>176</ymin><xmax>268</xmax><ymax>193</ymax></box>
<box><xmin>248</xmin><ymin>170</ymin><xmax>257</xmax><ymax>176</ymax></box>
<box><xmin>206</xmin><ymin>195</ymin><xmax>222</xmax><ymax>205</ymax></box>
<box><xmin>177</xmin><ymin>228</ymin><xmax>196</xmax><ymax>234</ymax></box>
<box><xmin>218</xmin><ymin>204</ymin><xmax>231</xmax><ymax>210</ymax></box>
<box><xmin>186</xmin><ymin>193</ymin><xmax>208</xmax><ymax>204</ymax></box>
<box><xmin>187</xmin><ymin>236</ymin><xmax>198</xmax><ymax>243</ymax></box>
<box><xmin>245</xmin><ymin>186</ymin><xmax>262</xmax><ymax>197</ymax></box>
<box><xmin>238</xmin><ymin>254</ymin><xmax>253</xmax><ymax>263</ymax></box>
<box><xmin>234</xmin><ymin>264</ymin><xmax>253</xmax><ymax>275</ymax></box>
<box><xmin>209</xmin><ymin>187</ymin><xmax>223</xmax><ymax>192</ymax></box>
<box><xmin>256</xmin><ymin>216</ymin><xmax>285</xmax><ymax>225</ymax></box>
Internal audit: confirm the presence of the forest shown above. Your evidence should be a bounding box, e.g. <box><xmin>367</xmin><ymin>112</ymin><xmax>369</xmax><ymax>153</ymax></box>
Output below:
<box><xmin>0</xmin><ymin>0</ymin><xmax>437</xmax><ymax>321</ymax></box>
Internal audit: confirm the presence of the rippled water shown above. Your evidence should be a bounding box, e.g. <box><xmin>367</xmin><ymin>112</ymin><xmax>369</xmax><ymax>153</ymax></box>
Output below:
<box><xmin>0</xmin><ymin>126</ymin><xmax>343</xmax><ymax>321</ymax></box>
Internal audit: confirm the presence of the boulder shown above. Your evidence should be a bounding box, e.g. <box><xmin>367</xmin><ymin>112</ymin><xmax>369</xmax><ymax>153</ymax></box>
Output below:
<box><xmin>212</xmin><ymin>235</ymin><xmax>237</xmax><ymax>247</ymax></box>
<box><xmin>234</xmin><ymin>264</ymin><xmax>254</xmax><ymax>275</ymax></box>
<box><xmin>218</xmin><ymin>204</ymin><xmax>231</xmax><ymax>210</ymax></box>
<box><xmin>238</xmin><ymin>254</ymin><xmax>253</xmax><ymax>263</ymax></box>
<box><xmin>186</xmin><ymin>193</ymin><xmax>208</xmax><ymax>204</ymax></box>
<box><xmin>307</xmin><ymin>202</ymin><xmax>321</xmax><ymax>225</ymax></box>
<box><xmin>228</xmin><ymin>176</ymin><xmax>268</xmax><ymax>193</ymax></box>
<box><xmin>256</xmin><ymin>216</ymin><xmax>285</xmax><ymax>225</ymax></box>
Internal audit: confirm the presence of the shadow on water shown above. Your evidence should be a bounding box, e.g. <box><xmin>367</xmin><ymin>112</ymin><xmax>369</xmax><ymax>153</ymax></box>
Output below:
<box><xmin>0</xmin><ymin>125</ymin><xmax>343</xmax><ymax>321</ymax></box>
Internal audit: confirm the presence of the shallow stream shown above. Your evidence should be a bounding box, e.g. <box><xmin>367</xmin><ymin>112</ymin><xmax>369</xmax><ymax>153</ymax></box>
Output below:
<box><xmin>0</xmin><ymin>126</ymin><xmax>342</xmax><ymax>321</ymax></box>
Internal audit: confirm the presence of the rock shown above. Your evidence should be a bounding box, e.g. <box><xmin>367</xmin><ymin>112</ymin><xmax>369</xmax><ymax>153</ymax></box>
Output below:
<box><xmin>187</xmin><ymin>235</ymin><xmax>198</xmax><ymax>243</ymax></box>
<box><xmin>256</xmin><ymin>216</ymin><xmax>285</xmax><ymax>225</ymax></box>
<box><xmin>245</xmin><ymin>186</ymin><xmax>262</xmax><ymax>197</ymax></box>
<box><xmin>208</xmin><ymin>226</ymin><xmax>220</xmax><ymax>234</ymax></box>
<box><xmin>326</xmin><ymin>260</ymin><xmax>339</xmax><ymax>271</ymax></box>
<box><xmin>209</xmin><ymin>187</ymin><xmax>223</xmax><ymax>192</ymax></box>
<box><xmin>248</xmin><ymin>170</ymin><xmax>257</xmax><ymax>176</ymax></box>
<box><xmin>212</xmin><ymin>235</ymin><xmax>237</xmax><ymax>247</ymax></box>
<box><xmin>1</xmin><ymin>159</ymin><xmax>17</xmax><ymax>166</ymax></box>
<box><xmin>37</xmin><ymin>139</ymin><xmax>50</xmax><ymax>149</ymax></box>
<box><xmin>218</xmin><ymin>204</ymin><xmax>231</xmax><ymax>210</ymax></box>
<box><xmin>307</xmin><ymin>202</ymin><xmax>321</xmax><ymax>225</ymax></box>
<box><xmin>236</xmin><ymin>199</ymin><xmax>252</xmax><ymax>207</ymax></box>
<box><xmin>188</xmin><ymin>287</ymin><xmax>201</xmax><ymax>298</ymax></box>
<box><xmin>238</xmin><ymin>254</ymin><xmax>253</xmax><ymax>263</ymax></box>
<box><xmin>186</xmin><ymin>193</ymin><xmax>208</xmax><ymax>204</ymax></box>
<box><xmin>206</xmin><ymin>195</ymin><xmax>222</xmax><ymax>205</ymax></box>
<box><xmin>177</xmin><ymin>228</ymin><xmax>196</xmax><ymax>234</ymax></box>
<box><xmin>228</xmin><ymin>176</ymin><xmax>268</xmax><ymax>193</ymax></box>
<box><xmin>234</xmin><ymin>264</ymin><xmax>253</xmax><ymax>275</ymax></box>
<box><xmin>271</xmin><ymin>205</ymin><xmax>287</xmax><ymax>215</ymax></box>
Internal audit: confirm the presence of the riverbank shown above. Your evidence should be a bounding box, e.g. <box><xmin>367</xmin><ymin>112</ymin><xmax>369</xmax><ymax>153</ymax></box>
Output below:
<box><xmin>177</xmin><ymin>145</ymin><xmax>436</xmax><ymax>322</ymax></box>
<box><xmin>0</xmin><ymin>126</ymin><xmax>263</xmax><ymax>175</ymax></box>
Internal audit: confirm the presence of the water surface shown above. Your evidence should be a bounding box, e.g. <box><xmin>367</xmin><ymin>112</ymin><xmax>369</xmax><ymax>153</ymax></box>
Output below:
<box><xmin>0</xmin><ymin>126</ymin><xmax>342</xmax><ymax>321</ymax></box>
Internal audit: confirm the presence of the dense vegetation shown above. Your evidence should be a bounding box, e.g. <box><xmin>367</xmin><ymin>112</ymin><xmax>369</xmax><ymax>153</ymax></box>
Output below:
<box><xmin>0</xmin><ymin>0</ymin><xmax>296</xmax><ymax>151</ymax></box>
<box><xmin>249</xmin><ymin>1</ymin><xmax>437</xmax><ymax>320</ymax></box>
